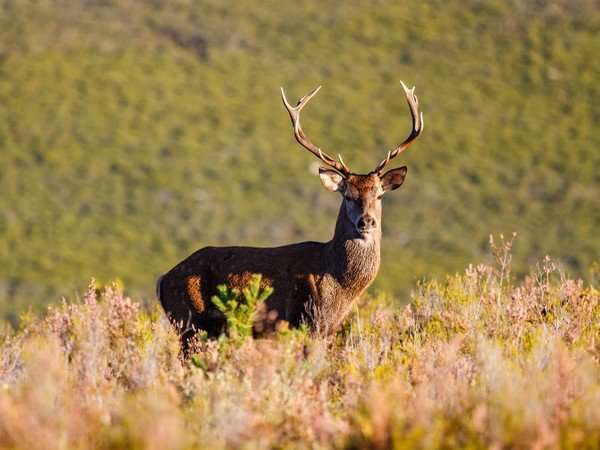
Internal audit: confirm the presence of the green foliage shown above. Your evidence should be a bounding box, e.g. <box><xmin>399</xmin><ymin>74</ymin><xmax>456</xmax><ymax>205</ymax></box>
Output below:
<box><xmin>0</xmin><ymin>0</ymin><xmax>598</xmax><ymax>320</ymax></box>
<box><xmin>211</xmin><ymin>273</ymin><xmax>273</xmax><ymax>338</ymax></box>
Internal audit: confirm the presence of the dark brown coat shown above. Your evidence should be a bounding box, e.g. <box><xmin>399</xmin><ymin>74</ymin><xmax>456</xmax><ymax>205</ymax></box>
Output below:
<box><xmin>157</xmin><ymin>177</ymin><xmax>384</xmax><ymax>342</ymax></box>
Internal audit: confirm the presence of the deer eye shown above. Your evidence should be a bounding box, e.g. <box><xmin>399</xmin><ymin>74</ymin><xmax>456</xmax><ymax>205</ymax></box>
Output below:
<box><xmin>377</xmin><ymin>193</ymin><xmax>384</xmax><ymax>200</ymax></box>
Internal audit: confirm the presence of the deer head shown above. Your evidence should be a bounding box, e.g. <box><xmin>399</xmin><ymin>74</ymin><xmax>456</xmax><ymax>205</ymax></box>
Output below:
<box><xmin>281</xmin><ymin>81</ymin><xmax>424</xmax><ymax>238</ymax></box>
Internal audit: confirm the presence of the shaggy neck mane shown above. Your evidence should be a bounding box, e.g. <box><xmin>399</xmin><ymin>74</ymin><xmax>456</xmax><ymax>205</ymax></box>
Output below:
<box><xmin>325</xmin><ymin>203</ymin><xmax>381</xmax><ymax>295</ymax></box>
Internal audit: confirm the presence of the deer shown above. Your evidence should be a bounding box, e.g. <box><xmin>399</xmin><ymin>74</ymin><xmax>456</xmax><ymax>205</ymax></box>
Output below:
<box><xmin>157</xmin><ymin>81</ymin><xmax>423</xmax><ymax>346</ymax></box>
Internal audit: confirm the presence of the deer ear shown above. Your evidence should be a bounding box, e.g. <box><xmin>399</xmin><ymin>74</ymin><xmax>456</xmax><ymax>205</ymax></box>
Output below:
<box><xmin>319</xmin><ymin>168</ymin><xmax>345</xmax><ymax>192</ymax></box>
<box><xmin>381</xmin><ymin>166</ymin><xmax>408</xmax><ymax>193</ymax></box>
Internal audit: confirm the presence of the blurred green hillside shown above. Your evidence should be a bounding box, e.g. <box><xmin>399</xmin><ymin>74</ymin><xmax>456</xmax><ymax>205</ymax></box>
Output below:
<box><xmin>0</xmin><ymin>0</ymin><xmax>598</xmax><ymax>322</ymax></box>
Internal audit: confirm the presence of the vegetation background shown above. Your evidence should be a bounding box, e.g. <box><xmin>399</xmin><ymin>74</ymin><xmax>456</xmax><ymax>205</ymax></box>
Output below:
<box><xmin>0</xmin><ymin>2</ymin><xmax>598</xmax><ymax>449</ymax></box>
<box><xmin>0</xmin><ymin>0</ymin><xmax>598</xmax><ymax>323</ymax></box>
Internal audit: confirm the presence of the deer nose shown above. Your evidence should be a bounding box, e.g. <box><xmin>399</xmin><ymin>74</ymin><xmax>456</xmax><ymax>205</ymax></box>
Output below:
<box><xmin>357</xmin><ymin>215</ymin><xmax>377</xmax><ymax>231</ymax></box>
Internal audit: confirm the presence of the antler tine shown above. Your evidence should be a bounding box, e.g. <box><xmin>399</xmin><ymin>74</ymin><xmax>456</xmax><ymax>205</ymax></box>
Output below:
<box><xmin>281</xmin><ymin>86</ymin><xmax>350</xmax><ymax>176</ymax></box>
<box><xmin>374</xmin><ymin>80</ymin><xmax>424</xmax><ymax>174</ymax></box>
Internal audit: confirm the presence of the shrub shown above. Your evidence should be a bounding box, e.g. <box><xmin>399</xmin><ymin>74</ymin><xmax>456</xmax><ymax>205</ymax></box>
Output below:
<box><xmin>210</xmin><ymin>273</ymin><xmax>274</xmax><ymax>339</ymax></box>
<box><xmin>0</xmin><ymin>256</ymin><xmax>598</xmax><ymax>449</ymax></box>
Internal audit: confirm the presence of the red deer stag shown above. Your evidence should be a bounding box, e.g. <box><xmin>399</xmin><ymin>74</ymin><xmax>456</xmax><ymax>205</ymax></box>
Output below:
<box><xmin>157</xmin><ymin>81</ymin><xmax>423</xmax><ymax>345</ymax></box>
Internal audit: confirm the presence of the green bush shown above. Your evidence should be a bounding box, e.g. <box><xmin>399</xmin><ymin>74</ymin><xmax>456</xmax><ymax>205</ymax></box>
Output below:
<box><xmin>211</xmin><ymin>273</ymin><xmax>273</xmax><ymax>339</ymax></box>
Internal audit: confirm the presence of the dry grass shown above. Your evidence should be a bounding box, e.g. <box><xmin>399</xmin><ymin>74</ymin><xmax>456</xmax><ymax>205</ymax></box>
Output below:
<box><xmin>0</xmin><ymin>244</ymin><xmax>598</xmax><ymax>449</ymax></box>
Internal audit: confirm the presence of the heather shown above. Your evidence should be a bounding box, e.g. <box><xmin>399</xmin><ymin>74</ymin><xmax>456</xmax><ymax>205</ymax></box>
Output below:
<box><xmin>1</xmin><ymin>245</ymin><xmax>598</xmax><ymax>449</ymax></box>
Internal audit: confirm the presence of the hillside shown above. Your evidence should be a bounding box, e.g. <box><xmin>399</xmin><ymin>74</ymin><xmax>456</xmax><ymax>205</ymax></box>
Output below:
<box><xmin>0</xmin><ymin>0</ymin><xmax>598</xmax><ymax>320</ymax></box>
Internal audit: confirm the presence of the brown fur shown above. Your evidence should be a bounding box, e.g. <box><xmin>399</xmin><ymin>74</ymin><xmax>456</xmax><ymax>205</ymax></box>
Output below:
<box><xmin>186</xmin><ymin>276</ymin><xmax>205</xmax><ymax>313</ymax></box>
<box><xmin>157</xmin><ymin>172</ymin><xmax>404</xmax><ymax>345</ymax></box>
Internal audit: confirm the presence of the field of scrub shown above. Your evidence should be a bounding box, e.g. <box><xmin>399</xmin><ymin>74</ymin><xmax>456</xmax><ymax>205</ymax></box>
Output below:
<box><xmin>0</xmin><ymin>245</ymin><xmax>598</xmax><ymax>449</ymax></box>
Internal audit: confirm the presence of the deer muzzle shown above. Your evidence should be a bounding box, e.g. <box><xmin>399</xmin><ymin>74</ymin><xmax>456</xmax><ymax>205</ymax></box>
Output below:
<box><xmin>356</xmin><ymin>215</ymin><xmax>377</xmax><ymax>234</ymax></box>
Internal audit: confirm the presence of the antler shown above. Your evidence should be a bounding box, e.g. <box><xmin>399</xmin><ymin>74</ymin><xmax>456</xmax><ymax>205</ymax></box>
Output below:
<box><xmin>373</xmin><ymin>81</ymin><xmax>424</xmax><ymax>174</ymax></box>
<box><xmin>281</xmin><ymin>86</ymin><xmax>350</xmax><ymax>176</ymax></box>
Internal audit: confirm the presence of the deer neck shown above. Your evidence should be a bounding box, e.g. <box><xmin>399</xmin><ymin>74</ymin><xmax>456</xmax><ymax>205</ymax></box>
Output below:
<box><xmin>325</xmin><ymin>204</ymin><xmax>381</xmax><ymax>293</ymax></box>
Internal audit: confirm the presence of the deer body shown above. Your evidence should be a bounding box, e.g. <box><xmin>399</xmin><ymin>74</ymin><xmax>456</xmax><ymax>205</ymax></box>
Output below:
<box><xmin>158</xmin><ymin>196</ymin><xmax>380</xmax><ymax>339</ymax></box>
<box><xmin>158</xmin><ymin>82</ymin><xmax>423</xmax><ymax>344</ymax></box>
